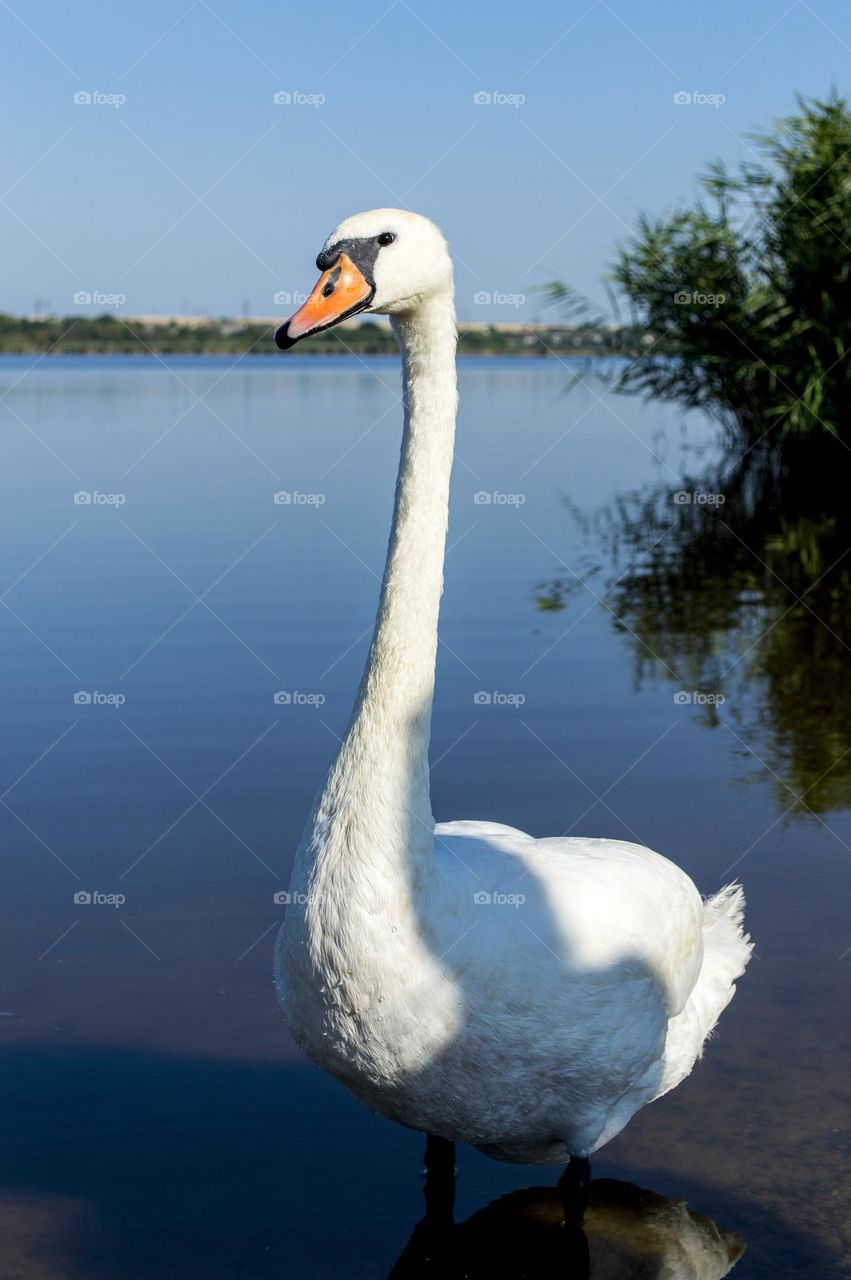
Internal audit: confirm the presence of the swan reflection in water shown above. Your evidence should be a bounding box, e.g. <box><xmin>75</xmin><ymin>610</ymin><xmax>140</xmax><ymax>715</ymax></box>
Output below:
<box><xmin>389</xmin><ymin>1170</ymin><xmax>745</xmax><ymax>1279</ymax></box>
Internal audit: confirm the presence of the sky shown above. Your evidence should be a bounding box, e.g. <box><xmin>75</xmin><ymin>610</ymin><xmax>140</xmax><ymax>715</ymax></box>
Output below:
<box><xmin>2</xmin><ymin>0</ymin><xmax>851</xmax><ymax>322</ymax></box>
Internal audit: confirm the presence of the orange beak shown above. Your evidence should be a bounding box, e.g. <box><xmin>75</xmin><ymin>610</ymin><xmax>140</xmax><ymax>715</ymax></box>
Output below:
<box><xmin>275</xmin><ymin>253</ymin><xmax>373</xmax><ymax>349</ymax></box>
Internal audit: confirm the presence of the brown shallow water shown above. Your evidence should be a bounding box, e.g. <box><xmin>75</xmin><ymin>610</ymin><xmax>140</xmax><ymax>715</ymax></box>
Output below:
<box><xmin>0</xmin><ymin>356</ymin><xmax>848</xmax><ymax>1277</ymax></box>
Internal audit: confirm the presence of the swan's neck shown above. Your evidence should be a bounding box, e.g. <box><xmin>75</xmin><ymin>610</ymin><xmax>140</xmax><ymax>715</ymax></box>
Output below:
<box><xmin>310</xmin><ymin>292</ymin><xmax>457</xmax><ymax>882</ymax></box>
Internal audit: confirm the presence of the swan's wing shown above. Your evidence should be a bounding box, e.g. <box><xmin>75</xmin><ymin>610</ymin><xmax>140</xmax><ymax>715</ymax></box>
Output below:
<box><xmin>435</xmin><ymin>819</ymin><xmax>532</xmax><ymax>841</ymax></box>
<box><xmin>432</xmin><ymin>827</ymin><xmax>706</xmax><ymax>1018</ymax></box>
<box><xmin>532</xmin><ymin>837</ymin><xmax>707</xmax><ymax>1017</ymax></box>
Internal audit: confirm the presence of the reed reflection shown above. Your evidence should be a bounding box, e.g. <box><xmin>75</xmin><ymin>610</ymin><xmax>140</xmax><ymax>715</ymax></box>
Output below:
<box><xmin>535</xmin><ymin>455</ymin><xmax>851</xmax><ymax>815</ymax></box>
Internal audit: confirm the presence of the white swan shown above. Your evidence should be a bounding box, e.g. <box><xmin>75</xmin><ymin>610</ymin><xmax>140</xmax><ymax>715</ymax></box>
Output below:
<box><xmin>273</xmin><ymin>209</ymin><xmax>752</xmax><ymax>1188</ymax></box>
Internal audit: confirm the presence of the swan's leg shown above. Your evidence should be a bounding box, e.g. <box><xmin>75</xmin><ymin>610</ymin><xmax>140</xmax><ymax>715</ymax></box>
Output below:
<box><xmin>423</xmin><ymin>1134</ymin><xmax>455</xmax><ymax>1226</ymax></box>
<box><xmin>557</xmin><ymin>1155</ymin><xmax>591</xmax><ymax>1228</ymax></box>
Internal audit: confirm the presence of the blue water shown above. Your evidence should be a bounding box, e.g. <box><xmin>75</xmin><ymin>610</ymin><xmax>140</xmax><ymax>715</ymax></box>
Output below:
<box><xmin>0</xmin><ymin>356</ymin><xmax>848</xmax><ymax>1277</ymax></box>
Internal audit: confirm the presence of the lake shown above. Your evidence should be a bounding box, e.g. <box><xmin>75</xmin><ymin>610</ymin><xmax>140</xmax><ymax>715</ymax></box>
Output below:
<box><xmin>0</xmin><ymin>354</ymin><xmax>848</xmax><ymax>1278</ymax></box>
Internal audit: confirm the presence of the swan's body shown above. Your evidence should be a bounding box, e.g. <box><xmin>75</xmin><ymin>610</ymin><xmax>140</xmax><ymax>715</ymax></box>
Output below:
<box><xmin>273</xmin><ymin>209</ymin><xmax>752</xmax><ymax>1166</ymax></box>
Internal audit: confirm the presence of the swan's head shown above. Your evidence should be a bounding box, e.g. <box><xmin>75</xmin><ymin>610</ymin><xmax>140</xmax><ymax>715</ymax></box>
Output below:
<box><xmin>275</xmin><ymin>208</ymin><xmax>452</xmax><ymax>350</ymax></box>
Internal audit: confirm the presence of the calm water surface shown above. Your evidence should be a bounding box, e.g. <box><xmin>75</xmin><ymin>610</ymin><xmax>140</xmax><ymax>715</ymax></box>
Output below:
<box><xmin>0</xmin><ymin>355</ymin><xmax>848</xmax><ymax>1278</ymax></box>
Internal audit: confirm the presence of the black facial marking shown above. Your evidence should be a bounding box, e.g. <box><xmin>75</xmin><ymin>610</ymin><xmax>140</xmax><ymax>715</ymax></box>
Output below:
<box><xmin>315</xmin><ymin>235</ymin><xmax>385</xmax><ymax>285</ymax></box>
<box><xmin>277</xmin><ymin>231</ymin><xmax>398</xmax><ymax>352</ymax></box>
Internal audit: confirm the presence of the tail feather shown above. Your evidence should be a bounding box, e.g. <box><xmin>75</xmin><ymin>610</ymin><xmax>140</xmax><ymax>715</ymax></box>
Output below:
<box><xmin>655</xmin><ymin>883</ymin><xmax>753</xmax><ymax>1100</ymax></box>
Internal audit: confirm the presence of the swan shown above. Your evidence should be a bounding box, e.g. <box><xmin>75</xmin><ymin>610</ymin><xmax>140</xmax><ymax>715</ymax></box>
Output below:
<box><xmin>272</xmin><ymin>209</ymin><xmax>752</xmax><ymax>1198</ymax></box>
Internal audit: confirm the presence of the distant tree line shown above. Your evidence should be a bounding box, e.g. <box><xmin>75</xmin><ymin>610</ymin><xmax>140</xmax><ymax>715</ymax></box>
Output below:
<box><xmin>0</xmin><ymin>312</ymin><xmax>640</xmax><ymax>358</ymax></box>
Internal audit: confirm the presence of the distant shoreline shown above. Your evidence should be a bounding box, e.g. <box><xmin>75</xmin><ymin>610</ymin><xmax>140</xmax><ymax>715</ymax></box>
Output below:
<box><xmin>0</xmin><ymin>314</ymin><xmax>643</xmax><ymax>359</ymax></box>
<box><xmin>0</xmin><ymin>348</ymin><xmax>624</xmax><ymax>359</ymax></box>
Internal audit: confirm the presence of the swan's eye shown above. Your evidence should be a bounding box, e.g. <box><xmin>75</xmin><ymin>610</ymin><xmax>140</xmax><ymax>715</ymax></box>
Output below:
<box><xmin>377</xmin><ymin>232</ymin><xmax>396</xmax><ymax>246</ymax></box>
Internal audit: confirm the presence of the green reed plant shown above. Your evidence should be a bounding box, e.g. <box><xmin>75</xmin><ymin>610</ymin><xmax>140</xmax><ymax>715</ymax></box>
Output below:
<box><xmin>554</xmin><ymin>93</ymin><xmax>851</xmax><ymax>452</ymax></box>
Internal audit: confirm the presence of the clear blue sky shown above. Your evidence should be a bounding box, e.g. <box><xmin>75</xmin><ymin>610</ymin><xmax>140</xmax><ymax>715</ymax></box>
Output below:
<box><xmin>2</xmin><ymin>0</ymin><xmax>850</xmax><ymax>321</ymax></box>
